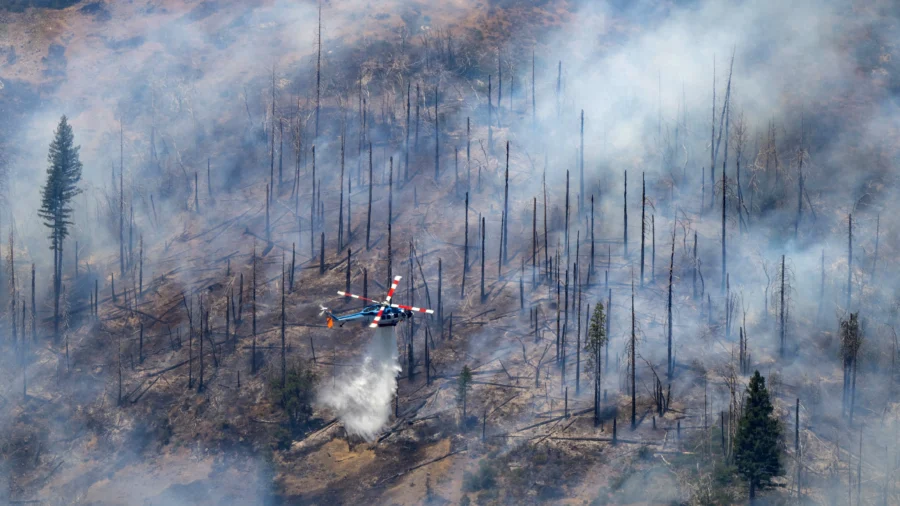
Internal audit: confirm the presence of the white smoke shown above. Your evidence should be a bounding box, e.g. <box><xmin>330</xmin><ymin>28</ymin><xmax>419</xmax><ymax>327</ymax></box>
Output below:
<box><xmin>317</xmin><ymin>326</ymin><xmax>401</xmax><ymax>441</ymax></box>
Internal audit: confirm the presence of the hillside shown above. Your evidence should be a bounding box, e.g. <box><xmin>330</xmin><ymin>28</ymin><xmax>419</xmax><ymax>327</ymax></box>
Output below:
<box><xmin>2</xmin><ymin>0</ymin><xmax>900</xmax><ymax>505</ymax></box>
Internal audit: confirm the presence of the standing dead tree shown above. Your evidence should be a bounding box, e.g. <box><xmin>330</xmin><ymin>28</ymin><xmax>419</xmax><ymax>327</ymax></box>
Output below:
<box><xmin>405</xmin><ymin>82</ymin><xmax>411</xmax><ymax>182</ymax></box>
<box><xmin>502</xmin><ymin>142</ymin><xmax>510</xmax><ymax>266</ymax></box>
<box><xmin>366</xmin><ymin>143</ymin><xmax>373</xmax><ymax>250</ymax></box>
<box><xmin>732</xmin><ymin>110</ymin><xmax>748</xmax><ymax>233</ymax></box>
<box><xmin>338</xmin><ymin>129</ymin><xmax>345</xmax><ymax>251</ymax></box>
<box><xmin>480</xmin><ymin>217</ymin><xmax>486</xmax><ymax>302</ymax></box>
<box><xmin>640</xmin><ymin>173</ymin><xmax>646</xmax><ymax>286</ymax></box>
<box><xmin>840</xmin><ymin>312</ymin><xmax>862</xmax><ymax>421</ymax></box>
<box><xmin>847</xmin><ymin>214</ymin><xmax>853</xmax><ymax>311</ymax></box>
<box><xmin>434</xmin><ymin>85</ymin><xmax>440</xmax><ymax>181</ymax></box>
<box><xmin>252</xmin><ymin>244</ymin><xmax>258</xmax><ymax>374</ymax></box>
<box><xmin>623</xmin><ymin>171</ymin><xmax>628</xmax><ymax>257</ymax></box>
<box><xmin>630</xmin><ymin>270</ymin><xmax>637</xmax><ymax>429</ymax></box>
<box><xmin>774</xmin><ymin>255</ymin><xmax>794</xmax><ymax>358</ymax></box>
<box><xmin>462</xmin><ymin>192</ymin><xmax>469</xmax><ymax>297</ymax></box>
<box><xmin>388</xmin><ymin>157</ymin><xmax>393</xmax><ymax>280</ymax></box>
<box><xmin>667</xmin><ymin>219</ymin><xmax>676</xmax><ymax>380</ymax></box>
<box><xmin>580</xmin><ymin>110</ymin><xmax>585</xmax><ymax>215</ymax></box>
<box><xmin>315</xmin><ymin>5</ymin><xmax>322</xmax><ymax>139</ymax></box>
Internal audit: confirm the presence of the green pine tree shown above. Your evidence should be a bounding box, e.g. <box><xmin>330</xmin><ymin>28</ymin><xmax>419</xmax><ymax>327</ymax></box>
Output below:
<box><xmin>585</xmin><ymin>303</ymin><xmax>607</xmax><ymax>424</ymax></box>
<box><xmin>733</xmin><ymin>370</ymin><xmax>783</xmax><ymax>500</ymax></box>
<box><xmin>38</xmin><ymin>115</ymin><xmax>83</xmax><ymax>338</ymax></box>
<box><xmin>586</xmin><ymin>302</ymin><xmax>607</xmax><ymax>373</ymax></box>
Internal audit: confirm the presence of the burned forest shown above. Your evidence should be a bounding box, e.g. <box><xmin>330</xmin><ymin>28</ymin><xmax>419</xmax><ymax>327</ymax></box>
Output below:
<box><xmin>3</xmin><ymin>0</ymin><xmax>900</xmax><ymax>504</ymax></box>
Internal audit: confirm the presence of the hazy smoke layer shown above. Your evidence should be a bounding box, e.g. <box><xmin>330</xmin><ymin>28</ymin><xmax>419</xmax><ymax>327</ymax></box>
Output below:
<box><xmin>318</xmin><ymin>326</ymin><xmax>401</xmax><ymax>441</ymax></box>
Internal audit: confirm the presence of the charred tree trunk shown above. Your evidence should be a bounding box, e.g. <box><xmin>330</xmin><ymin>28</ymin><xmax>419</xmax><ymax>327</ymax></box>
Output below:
<box><xmin>481</xmin><ymin>217</ymin><xmax>486</xmax><ymax>302</ymax></box>
<box><xmin>434</xmin><ymin>86</ymin><xmax>440</xmax><ymax>181</ymax></box>
<box><xmin>565</xmin><ymin>171</ymin><xmax>570</xmax><ymax>265</ymax></box>
<box><xmin>338</xmin><ymin>132</ymin><xmax>345</xmax><ymax>251</ymax></box>
<box><xmin>640</xmin><ymin>173</ymin><xmax>646</xmax><ymax>287</ymax></box>
<box><xmin>281</xmin><ymin>263</ymin><xmax>287</xmax><ymax>389</ymax></box>
<box><xmin>532</xmin><ymin>49</ymin><xmax>536</xmax><ymax>130</ymax></box>
<box><xmin>226</xmin><ymin>294</ymin><xmax>232</xmax><ymax>352</ymax></box>
<box><xmin>279</xmin><ymin>120</ymin><xmax>284</xmax><ymax>187</ymax></box>
<box><xmin>138</xmin><ymin>236</ymin><xmax>143</xmax><ymax>299</ymax></box>
<box><xmin>290</xmin><ymin>243</ymin><xmax>296</xmax><ymax>291</ymax></box>
<box><xmin>623</xmin><ymin>171</ymin><xmax>628</xmax><ymax>257</ymax></box>
<box><xmin>533</xmin><ymin>197</ymin><xmax>537</xmax><ymax>287</ymax></box>
<box><xmin>580</xmin><ymin>110</ymin><xmax>585</xmax><ymax>215</ymax></box>
<box><xmin>199</xmin><ymin>297</ymin><xmax>204</xmax><ymax>391</ymax></box>
<box><xmin>488</xmin><ymin>76</ymin><xmax>493</xmax><ymax>154</ymax></box>
<box><xmin>32</xmin><ymin>265</ymin><xmax>36</xmax><ymax>339</ymax></box>
<box><xmin>498</xmin><ymin>53</ymin><xmax>502</xmax><ymax>125</ymax></box>
<box><xmin>363</xmin><ymin>268</ymin><xmax>368</xmax><ymax>308</ymax></box>
<box><xmin>310</xmin><ymin>146</ymin><xmax>316</xmax><ymax>258</ymax></box>
<box><xmin>415</xmin><ymin>83</ymin><xmax>420</xmax><ymax>151</ymax></box>
<box><xmin>543</xmin><ymin>170</ymin><xmax>549</xmax><ymax>277</ymax></box>
<box><xmin>651</xmin><ymin>215</ymin><xmax>656</xmax><ymax>282</ymax></box>
<box><xmin>503</xmin><ymin>141</ymin><xmax>510</xmax><ymax>265</ymax></box>
<box><xmin>576</xmin><ymin>291</ymin><xmax>584</xmax><ymax>395</ymax></box>
<box><xmin>252</xmin><ymin>246</ymin><xmax>258</xmax><ymax>374</ymax></box>
<box><xmin>238</xmin><ymin>273</ymin><xmax>244</xmax><ymax>323</ymax></box>
<box><xmin>871</xmin><ymin>213</ymin><xmax>880</xmax><ymax>285</ymax></box>
<box><xmin>631</xmin><ymin>273</ymin><xmax>636</xmax><ymax>429</ymax></box>
<box><xmin>437</xmin><ymin>258</ymin><xmax>443</xmax><ymax>329</ymax></box>
<box><xmin>590</xmin><ymin>195</ymin><xmax>595</xmax><ymax>277</ymax></box>
<box><xmin>366</xmin><ymin>143</ymin><xmax>373</xmax><ymax>250</ymax></box>
<box><xmin>721</xmin><ymin>158</ymin><xmax>727</xmax><ymax>294</ymax></box>
<box><xmin>667</xmin><ymin>220</ymin><xmax>676</xmax><ymax>380</ymax></box>
<box><xmin>462</xmin><ymin>192</ymin><xmax>469</xmax><ymax>297</ymax></box>
<box><xmin>345</xmin><ymin>248</ymin><xmax>352</xmax><ymax>294</ymax></box>
<box><xmin>466</xmin><ymin>117</ymin><xmax>472</xmax><ymax>194</ymax></box>
<box><xmin>847</xmin><ymin>214</ymin><xmax>853</xmax><ymax>310</ymax></box>
<box><xmin>265</xmin><ymin>184</ymin><xmax>271</xmax><ymax>245</ymax></box>
<box><xmin>388</xmin><ymin>157</ymin><xmax>393</xmax><ymax>280</ymax></box>
<box><xmin>692</xmin><ymin>232</ymin><xmax>698</xmax><ymax>300</ymax></box>
<box><xmin>780</xmin><ymin>254</ymin><xmax>786</xmax><ymax>357</ymax></box>
<box><xmin>425</xmin><ymin>326</ymin><xmax>431</xmax><ymax>384</ymax></box>
<box><xmin>315</xmin><ymin>6</ymin><xmax>321</xmax><ymax>138</ymax></box>
<box><xmin>710</xmin><ymin>59</ymin><xmax>716</xmax><ymax>211</ymax></box>
<box><xmin>119</xmin><ymin>124</ymin><xmax>125</xmax><ymax>276</ymax></box>
<box><xmin>320</xmin><ymin>232</ymin><xmax>325</xmax><ymax>275</ymax></box>
<box><xmin>405</xmin><ymin>82</ymin><xmax>411</xmax><ymax>182</ymax></box>
<box><xmin>187</xmin><ymin>297</ymin><xmax>193</xmax><ymax>388</ymax></box>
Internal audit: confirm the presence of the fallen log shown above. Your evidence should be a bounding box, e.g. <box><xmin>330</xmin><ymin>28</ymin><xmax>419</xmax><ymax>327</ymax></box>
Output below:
<box><xmin>145</xmin><ymin>359</ymin><xmax>190</xmax><ymax>377</ymax></box>
<box><xmin>549</xmin><ymin>436</ymin><xmax>660</xmax><ymax>445</ymax></box>
<box><xmin>375</xmin><ymin>448</ymin><xmax>467</xmax><ymax>486</ymax></box>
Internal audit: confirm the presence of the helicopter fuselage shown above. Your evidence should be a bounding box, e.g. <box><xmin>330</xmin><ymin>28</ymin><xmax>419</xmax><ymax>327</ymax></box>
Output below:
<box><xmin>330</xmin><ymin>304</ymin><xmax>414</xmax><ymax>327</ymax></box>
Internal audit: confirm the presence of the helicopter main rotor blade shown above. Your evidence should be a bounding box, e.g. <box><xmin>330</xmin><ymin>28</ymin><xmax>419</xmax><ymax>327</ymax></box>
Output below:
<box><xmin>390</xmin><ymin>303</ymin><xmax>435</xmax><ymax>314</ymax></box>
<box><xmin>384</xmin><ymin>275</ymin><xmax>402</xmax><ymax>303</ymax></box>
<box><xmin>368</xmin><ymin>305</ymin><xmax>387</xmax><ymax>328</ymax></box>
<box><xmin>336</xmin><ymin>290</ymin><xmax>378</xmax><ymax>303</ymax></box>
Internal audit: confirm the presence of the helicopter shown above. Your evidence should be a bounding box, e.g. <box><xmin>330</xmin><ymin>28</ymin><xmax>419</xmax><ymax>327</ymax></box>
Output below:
<box><xmin>320</xmin><ymin>275</ymin><xmax>434</xmax><ymax>328</ymax></box>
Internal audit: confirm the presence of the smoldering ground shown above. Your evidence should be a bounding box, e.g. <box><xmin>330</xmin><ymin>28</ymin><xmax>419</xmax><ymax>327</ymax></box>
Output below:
<box><xmin>2</xmin><ymin>0</ymin><xmax>900</xmax><ymax>503</ymax></box>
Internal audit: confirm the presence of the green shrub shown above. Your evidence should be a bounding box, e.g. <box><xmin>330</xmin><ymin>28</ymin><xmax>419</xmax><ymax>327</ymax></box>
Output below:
<box><xmin>463</xmin><ymin>459</ymin><xmax>497</xmax><ymax>492</ymax></box>
<box><xmin>269</xmin><ymin>360</ymin><xmax>318</xmax><ymax>431</ymax></box>
<box><xmin>637</xmin><ymin>445</ymin><xmax>653</xmax><ymax>460</ymax></box>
